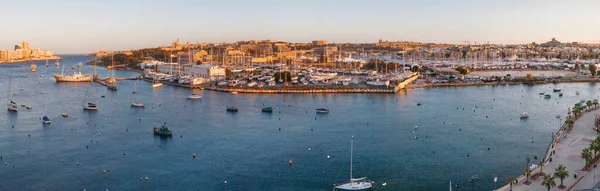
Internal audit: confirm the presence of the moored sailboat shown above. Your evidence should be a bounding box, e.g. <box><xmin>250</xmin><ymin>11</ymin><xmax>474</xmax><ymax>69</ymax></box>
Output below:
<box><xmin>7</xmin><ymin>76</ymin><xmax>18</xmax><ymax>112</ymax></box>
<box><xmin>334</xmin><ymin>136</ymin><xmax>374</xmax><ymax>191</ymax></box>
<box><xmin>83</xmin><ymin>83</ymin><xmax>98</xmax><ymax>111</ymax></box>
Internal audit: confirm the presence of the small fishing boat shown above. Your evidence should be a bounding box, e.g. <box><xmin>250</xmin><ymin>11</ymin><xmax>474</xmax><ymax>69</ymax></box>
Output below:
<box><xmin>31</xmin><ymin>63</ymin><xmax>36</xmax><ymax>72</ymax></box>
<box><xmin>25</xmin><ymin>105</ymin><xmax>32</xmax><ymax>109</ymax></box>
<box><xmin>42</xmin><ymin>116</ymin><xmax>51</xmax><ymax>124</ymax></box>
<box><xmin>227</xmin><ymin>106</ymin><xmax>238</xmax><ymax>112</ymax></box>
<box><xmin>555</xmin><ymin>114</ymin><xmax>561</xmax><ymax>118</ymax></box>
<box><xmin>61</xmin><ymin>113</ymin><xmax>68</xmax><ymax>117</ymax></box>
<box><xmin>559</xmin><ymin>91</ymin><xmax>563</xmax><ymax>97</ymax></box>
<box><xmin>417</xmin><ymin>103</ymin><xmax>422</xmax><ymax>106</ymax></box>
<box><xmin>539</xmin><ymin>92</ymin><xmax>545</xmax><ymax>95</ymax></box>
<box><xmin>316</xmin><ymin>108</ymin><xmax>329</xmax><ymax>113</ymax></box>
<box><xmin>576</xmin><ymin>91</ymin><xmax>580</xmax><ymax>95</ymax></box>
<box><xmin>153</xmin><ymin>123</ymin><xmax>172</xmax><ymax>136</ymax></box>
<box><xmin>520</xmin><ymin>112</ymin><xmax>529</xmax><ymax>119</ymax></box>
<box><xmin>553</xmin><ymin>88</ymin><xmax>561</xmax><ymax>92</ymax></box>
<box><xmin>83</xmin><ymin>102</ymin><xmax>98</xmax><ymax>110</ymax></box>
<box><xmin>131</xmin><ymin>102</ymin><xmax>144</xmax><ymax>107</ymax></box>
<box><xmin>21</xmin><ymin>104</ymin><xmax>26</xmax><ymax>107</ymax></box>
<box><xmin>187</xmin><ymin>94</ymin><xmax>202</xmax><ymax>100</ymax></box>
<box><xmin>261</xmin><ymin>106</ymin><xmax>273</xmax><ymax>113</ymax></box>
<box><xmin>544</xmin><ymin>93</ymin><xmax>551</xmax><ymax>98</ymax></box>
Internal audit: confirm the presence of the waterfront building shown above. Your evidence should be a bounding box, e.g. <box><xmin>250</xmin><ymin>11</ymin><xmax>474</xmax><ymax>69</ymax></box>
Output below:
<box><xmin>178</xmin><ymin>51</ymin><xmax>196</xmax><ymax>65</ymax></box>
<box><xmin>184</xmin><ymin>64</ymin><xmax>225</xmax><ymax>80</ymax></box>
<box><xmin>312</xmin><ymin>40</ymin><xmax>327</xmax><ymax>46</ymax></box>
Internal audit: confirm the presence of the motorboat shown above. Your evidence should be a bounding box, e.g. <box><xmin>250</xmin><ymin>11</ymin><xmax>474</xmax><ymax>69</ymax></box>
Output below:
<box><xmin>31</xmin><ymin>63</ymin><xmax>36</xmax><ymax>72</ymax></box>
<box><xmin>187</xmin><ymin>94</ymin><xmax>202</xmax><ymax>100</ymax></box>
<box><xmin>316</xmin><ymin>108</ymin><xmax>329</xmax><ymax>113</ymax></box>
<box><xmin>544</xmin><ymin>94</ymin><xmax>551</xmax><ymax>99</ymax></box>
<box><xmin>83</xmin><ymin>103</ymin><xmax>98</xmax><ymax>110</ymax></box>
<box><xmin>247</xmin><ymin>81</ymin><xmax>257</xmax><ymax>87</ymax></box>
<box><xmin>152</xmin><ymin>82</ymin><xmax>163</xmax><ymax>88</ymax></box>
<box><xmin>261</xmin><ymin>107</ymin><xmax>273</xmax><ymax>113</ymax></box>
<box><xmin>553</xmin><ymin>88</ymin><xmax>561</xmax><ymax>92</ymax></box>
<box><xmin>61</xmin><ymin>113</ymin><xmax>69</xmax><ymax>117</ymax></box>
<box><xmin>131</xmin><ymin>102</ymin><xmax>145</xmax><ymax>107</ymax></box>
<box><xmin>42</xmin><ymin>116</ymin><xmax>51</xmax><ymax>124</ymax></box>
<box><xmin>226</xmin><ymin>106</ymin><xmax>238</xmax><ymax>112</ymax></box>
<box><xmin>520</xmin><ymin>112</ymin><xmax>529</xmax><ymax>119</ymax></box>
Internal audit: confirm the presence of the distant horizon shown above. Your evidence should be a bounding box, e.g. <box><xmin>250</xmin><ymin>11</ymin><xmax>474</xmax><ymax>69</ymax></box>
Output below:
<box><xmin>10</xmin><ymin>37</ymin><xmax>600</xmax><ymax>55</ymax></box>
<box><xmin>2</xmin><ymin>0</ymin><xmax>600</xmax><ymax>54</ymax></box>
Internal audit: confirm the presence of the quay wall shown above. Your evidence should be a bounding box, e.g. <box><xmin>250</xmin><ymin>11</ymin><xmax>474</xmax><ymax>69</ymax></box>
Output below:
<box><xmin>394</xmin><ymin>74</ymin><xmax>420</xmax><ymax>92</ymax></box>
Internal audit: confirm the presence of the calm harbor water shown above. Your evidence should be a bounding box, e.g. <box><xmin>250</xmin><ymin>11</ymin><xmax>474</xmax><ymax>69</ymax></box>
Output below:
<box><xmin>2</xmin><ymin>55</ymin><xmax>599</xmax><ymax>190</ymax></box>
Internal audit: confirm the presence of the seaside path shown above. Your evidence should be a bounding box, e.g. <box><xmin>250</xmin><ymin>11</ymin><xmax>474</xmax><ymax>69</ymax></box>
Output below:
<box><xmin>497</xmin><ymin>110</ymin><xmax>598</xmax><ymax>191</ymax></box>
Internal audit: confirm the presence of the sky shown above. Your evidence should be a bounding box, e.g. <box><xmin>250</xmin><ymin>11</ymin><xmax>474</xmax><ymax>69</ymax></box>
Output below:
<box><xmin>1</xmin><ymin>0</ymin><xmax>600</xmax><ymax>54</ymax></box>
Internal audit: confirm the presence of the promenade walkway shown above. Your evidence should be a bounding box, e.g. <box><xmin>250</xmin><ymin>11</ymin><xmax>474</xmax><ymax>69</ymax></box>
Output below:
<box><xmin>497</xmin><ymin>110</ymin><xmax>598</xmax><ymax>191</ymax></box>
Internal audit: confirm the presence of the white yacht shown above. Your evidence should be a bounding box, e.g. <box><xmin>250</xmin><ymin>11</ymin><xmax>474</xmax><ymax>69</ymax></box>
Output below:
<box><xmin>520</xmin><ymin>112</ymin><xmax>529</xmax><ymax>119</ymax></box>
<box><xmin>187</xmin><ymin>94</ymin><xmax>202</xmax><ymax>100</ymax></box>
<box><xmin>334</xmin><ymin>136</ymin><xmax>373</xmax><ymax>191</ymax></box>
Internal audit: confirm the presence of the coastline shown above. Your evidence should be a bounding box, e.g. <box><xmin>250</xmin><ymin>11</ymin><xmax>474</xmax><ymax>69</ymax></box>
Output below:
<box><xmin>497</xmin><ymin>103</ymin><xmax>600</xmax><ymax>190</ymax></box>
<box><xmin>2</xmin><ymin>56</ymin><xmax>62</xmax><ymax>64</ymax></box>
<box><xmin>412</xmin><ymin>78</ymin><xmax>600</xmax><ymax>88</ymax></box>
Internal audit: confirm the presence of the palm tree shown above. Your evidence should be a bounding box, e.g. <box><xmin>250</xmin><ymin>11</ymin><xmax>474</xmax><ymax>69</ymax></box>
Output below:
<box><xmin>539</xmin><ymin>160</ymin><xmax>546</xmax><ymax>175</ymax></box>
<box><xmin>565</xmin><ymin>115</ymin><xmax>575</xmax><ymax>129</ymax></box>
<box><xmin>541</xmin><ymin>174</ymin><xmax>556</xmax><ymax>191</ymax></box>
<box><xmin>593</xmin><ymin>99</ymin><xmax>599</xmax><ymax>108</ymax></box>
<box><xmin>592</xmin><ymin>138</ymin><xmax>600</xmax><ymax>157</ymax></box>
<box><xmin>524</xmin><ymin>169</ymin><xmax>532</xmax><ymax>184</ymax></box>
<box><xmin>586</xmin><ymin>100</ymin><xmax>593</xmax><ymax>110</ymax></box>
<box><xmin>553</xmin><ymin>164</ymin><xmax>569</xmax><ymax>188</ymax></box>
<box><xmin>507</xmin><ymin>176</ymin><xmax>517</xmax><ymax>191</ymax></box>
<box><xmin>582</xmin><ymin>147</ymin><xmax>593</xmax><ymax>167</ymax></box>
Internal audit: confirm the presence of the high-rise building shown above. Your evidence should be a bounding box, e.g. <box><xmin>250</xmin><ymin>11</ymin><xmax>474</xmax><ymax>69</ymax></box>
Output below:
<box><xmin>22</xmin><ymin>41</ymin><xmax>29</xmax><ymax>50</ymax></box>
<box><xmin>14</xmin><ymin>45</ymin><xmax>21</xmax><ymax>51</ymax></box>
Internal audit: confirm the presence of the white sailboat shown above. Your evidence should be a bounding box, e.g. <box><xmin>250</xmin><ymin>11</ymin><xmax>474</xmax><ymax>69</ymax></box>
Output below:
<box><xmin>152</xmin><ymin>64</ymin><xmax>163</xmax><ymax>88</ymax></box>
<box><xmin>334</xmin><ymin>136</ymin><xmax>373</xmax><ymax>191</ymax></box>
<box><xmin>83</xmin><ymin>82</ymin><xmax>98</xmax><ymax>110</ymax></box>
<box><xmin>131</xmin><ymin>80</ymin><xmax>144</xmax><ymax>107</ymax></box>
<box><xmin>7</xmin><ymin>76</ymin><xmax>18</xmax><ymax>112</ymax></box>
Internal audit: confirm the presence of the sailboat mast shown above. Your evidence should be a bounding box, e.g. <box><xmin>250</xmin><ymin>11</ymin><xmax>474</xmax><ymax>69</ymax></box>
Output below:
<box><xmin>350</xmin><ymin>137</ymin><xmax>353</xmax><ymax>183</ymax></box>
<box><xmin>7</xmin><ymin>76</ymin><xmax>11</xmax><ymax>104</ymax></box>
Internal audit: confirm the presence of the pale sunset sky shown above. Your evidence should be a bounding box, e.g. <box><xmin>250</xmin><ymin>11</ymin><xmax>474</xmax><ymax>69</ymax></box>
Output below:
<box><xmin>1</xmin><ymin>0</ymin><xmax>600</xmax><ymax>53</ymax></box>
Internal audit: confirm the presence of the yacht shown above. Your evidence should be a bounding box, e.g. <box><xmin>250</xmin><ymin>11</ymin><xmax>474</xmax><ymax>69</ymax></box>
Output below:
<box><xmin>54</xmin><ymin>66</ymin><xmax>92</xmax><ymax>82</ymax></box>
<box><xmin>131</xmin><ymin>102</ymin><xmax>145</xmax><ymax>107</ymax></box>
<box><xmin>7</xmin><ymin>77</ymin><xmax>18</xmax><ymax>112</ymax></box>
<box><xmin>520</xmin><ymin>112</ymin><xmax>529</xmax><ymax>119</ymax></box>
<box><xmin>187</xmin><ymin>94</ymin><xmax>202</xmax><ymax>100</ymax></box>
<box><xmin>333</xmin><ymin>136</ymin><xmax>374</xmax><ymax>191</ymax></box>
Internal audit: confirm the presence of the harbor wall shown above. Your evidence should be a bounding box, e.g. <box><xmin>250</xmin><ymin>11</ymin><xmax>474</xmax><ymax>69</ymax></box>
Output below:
<box><xmin>394</xmin><ymin>74</ymin><xmax>420</xmax><ymax>92</ymax></box>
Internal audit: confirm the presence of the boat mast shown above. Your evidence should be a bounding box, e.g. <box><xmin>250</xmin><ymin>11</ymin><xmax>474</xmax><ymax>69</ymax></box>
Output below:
<box><xmin>350</xmin><ymin>136</ymin><xmax>353</xmax><ymax>184</ymax></box>
<box><xmin>7</xmin><ymin>76</ymin><xmax>11</xmax><ymax>104</ymax></box>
